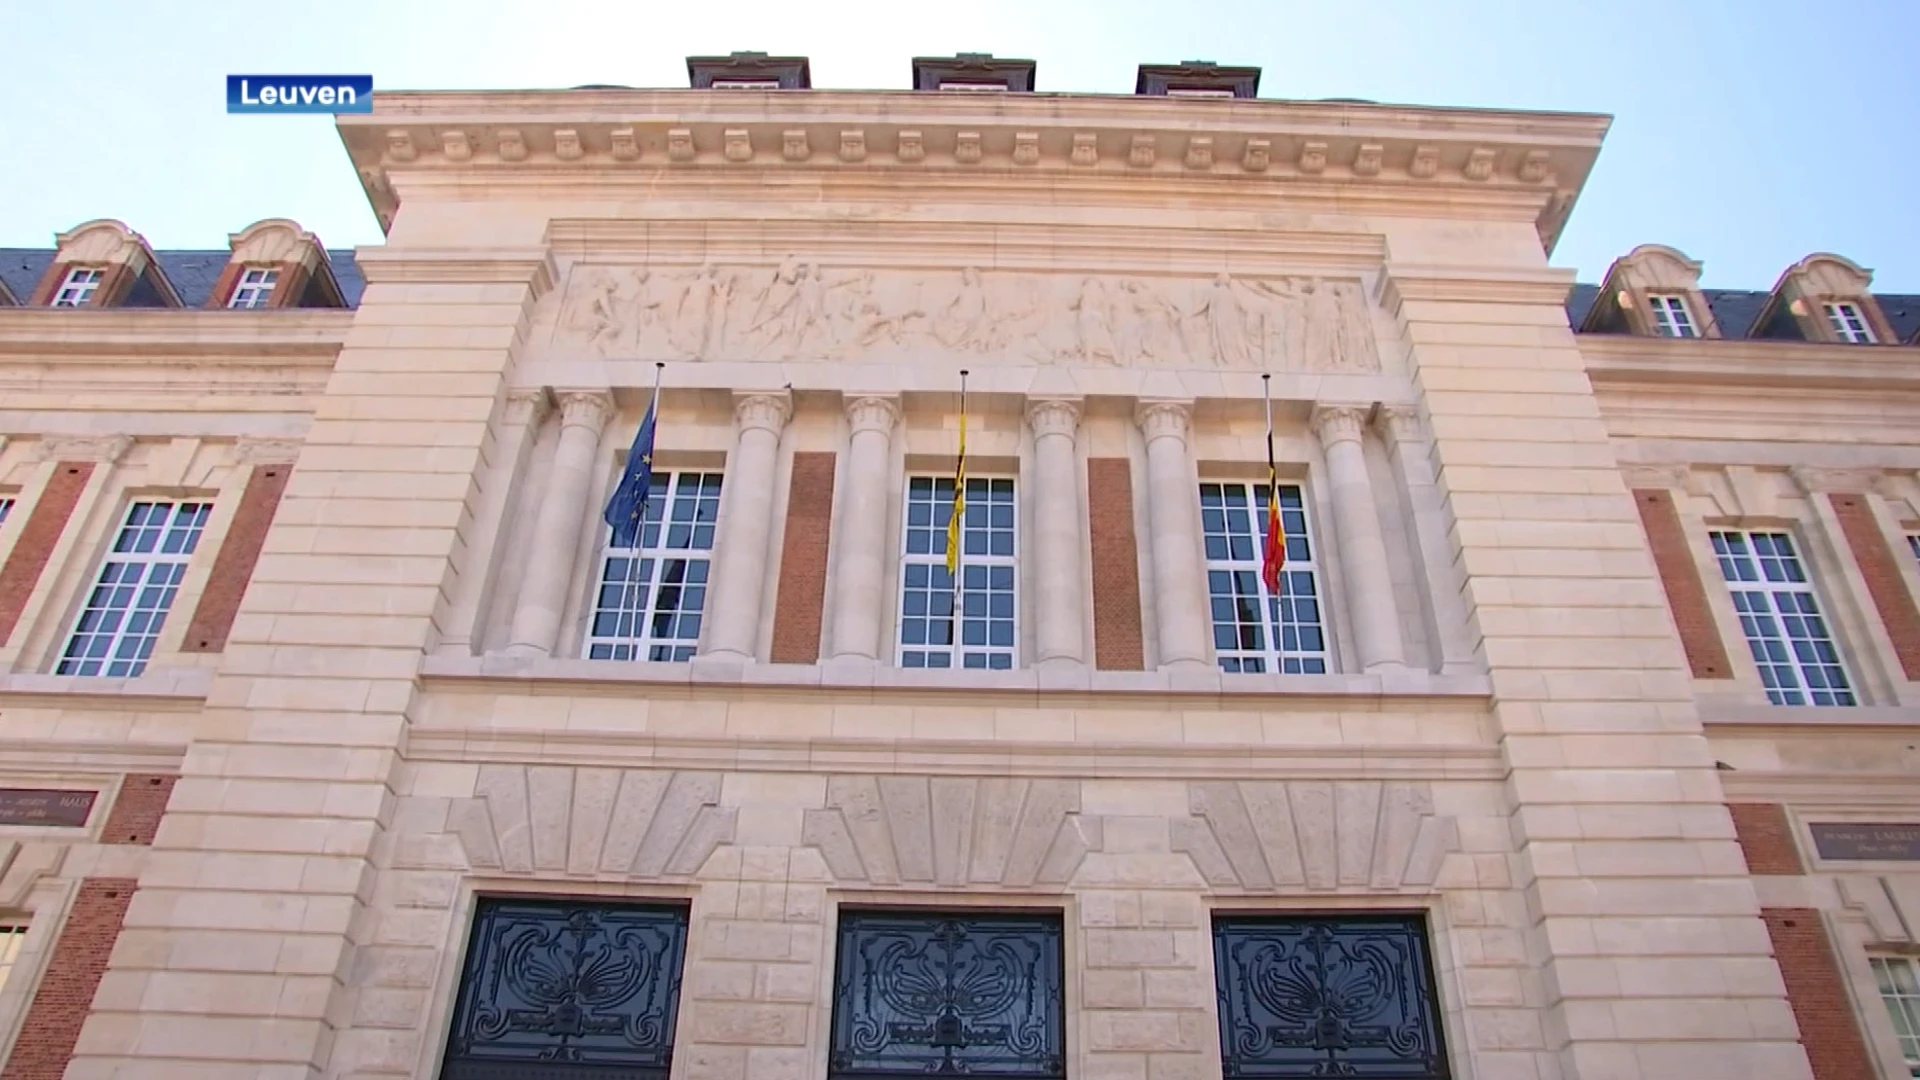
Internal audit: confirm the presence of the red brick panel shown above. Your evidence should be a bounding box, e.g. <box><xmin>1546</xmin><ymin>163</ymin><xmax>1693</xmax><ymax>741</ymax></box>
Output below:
<box><xmin>769</xmin><ymin>452</ymin><xmax>836</xmax><ymax>664</ymax></box>
<box><xmin>0</xmin><ymin>878</ymin><xmax>137</xmax><ymax>1080</ymax></box>
<box><xmin>1761</xmin><ymin>908</ymin><xmax>1879</xmax><ymax>1080</ymax></box>
<box><xmin>100</xmin><ymin>774</ymin><xmax>177</xmax><ymax>847</ymax></box>
<box><xmin>1728</xmin><ymin>802</ymin><xmax>1805</xmax><ymax>875</ymax></box>
<box><xmin>180</xmin><ymin>465</ymin><xmax>291</xmax><ymax>653</ymax></box>
<box><xmin>0</xmin><ymin>463</ymin><xmax>95</xmax><ymax>647</ymax></box>
<box><xmin>1632</xmin><ymin>488</ymin><xmax>1734</xmax><ymax>679</ymax></box>
<box><xmin>1087</xmin><ymin>458</ymin><xmax>1146</xmax><ymax>671</ymax></box>
<box><xmin>1829</xmin><ymin>492</ymin><xmax>1920</xmax><ymax>681</ymax></box>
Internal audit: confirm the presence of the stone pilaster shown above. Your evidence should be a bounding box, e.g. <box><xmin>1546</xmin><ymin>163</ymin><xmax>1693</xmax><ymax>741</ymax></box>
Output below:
<box><xmin>828</xmin><ymin>395</ymin><xmax>899</xmax><ymax>662</ymax></box>
<box><xmin>1310</xmin><ymin>403</ymin><xmax>1407</xmax><ymax>673</ymax></box>
<box><xmin>435</xmin><ymin>387</ymin><xmax>551</xmax><ymax>653</ymax></box>
<box><xmin>700</xmin><ymin>391</ymin><xmax>793</xmax><ymax>662</ymax></box>
<box><xmin>1382</xmin><ymin>262</ymin><xmax>1811</xmax><ymax>1080</ymax></box>
<box><xmin>505</xmin><ymin>389</ymin><xmax>611</xmax><ymax>657</ymax></box>
<box><xmin>1026</xmin><ymin>398</ymin><xmax>1086</xmax><ymax>669</ymax></box>
<box><xmin>1134</xmin><ymin>400</ymin><xmax>1209</xmax><ymax>671</ymax></box>
<box><xmin>1377</xmin><ymin>405</ymin><xmax>1477</xmax><ymax>674</ymax></box>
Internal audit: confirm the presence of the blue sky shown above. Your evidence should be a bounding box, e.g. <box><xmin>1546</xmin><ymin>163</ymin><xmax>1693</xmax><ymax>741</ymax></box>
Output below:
<box><xmin>6</xmin><ymin>0</ymin><xmax>1917</xmax><ymax>291</ymax></box>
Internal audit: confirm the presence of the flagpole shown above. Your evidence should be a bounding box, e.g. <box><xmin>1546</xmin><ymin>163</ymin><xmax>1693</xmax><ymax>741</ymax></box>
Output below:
<box><xmin>650</xmin><ymin>360</ymin><xmax>665</xmax><ymax>412</ymax></box>
<box><xmin>951</xmin><ymin>369</ymin><xmax>969</xmax><ymax>603</ymax></box>
<box><xmin>1261</xmin><ymin>373</ymin><xmax>1280</xmax><ymax>596</ymax></box>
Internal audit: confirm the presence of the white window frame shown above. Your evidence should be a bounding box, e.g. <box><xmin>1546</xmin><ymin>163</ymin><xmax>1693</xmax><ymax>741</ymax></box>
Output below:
<box><xmin>1871</xmin><ymin>955</ymin><xmax>1920</xmax><ymax>1076</ymax></box>
<box><xmin>710</xmin><ymin>79</ymin><xmax>782</xmax><ymax>90</ymax></box>
<box><xmin>584</xmin><ymin>470</ymin><xmax>721</xmax><ymax>663</ymax></box>
<box><xmin>1709</xmin><ymin>529</ymin><xmax>1855</xmax><ymax>706</ymax></box>
<box><xmin>227</xmin><ymin>266</ymin><xmax>279</xmax><ymax>309</ymax></box>
<box><xmin>58</xmin><ymin>500</ymin><xmax>212</xmax><ymax>678</ymax></box>
<box><xmin>896</xmin><ymin>474</ymin><xmax>1018</xmax><ymax>671</ymax></box>
<box><xmin>1200</xmin><ymin>481</ymin><xmax>1331</xmax><ymax>675</ymax></box>
<box><xmin>1825</xmin><ymin>301</ymin><xmax>1878</xmax><ymax>344</ymax></box>
<box><xmin>50</xmin><ymin>268</ymin><xmax>102</xmax><ymax>307</ymax></box>
<box><xmin>1647</xmin><ymin>293</ymin><xmax>1698</xmax><ymax>338</ymax></box>
<box><xmin>0</xmin><ymin>926</ymin><xmax>25</xmax><ymax>997</ymax></box>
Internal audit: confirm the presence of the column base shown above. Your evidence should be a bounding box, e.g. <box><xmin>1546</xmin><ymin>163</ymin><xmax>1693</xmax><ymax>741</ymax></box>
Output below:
<box><xmin>500</xmin><ymin>642</ymin><xmax>552</xmax><ymax>659</ymax></box>
<box><xmin>690</xmin><ymin>652</ymin><xmax>753</xmax><ymax>679</ymax></box>
<box><xmin>1036</xmin><ymin>657</ymin><xmax>1091</xmax><ymax>689</ymax></box>
<box><xmin>1362</xmin><ymin>659</ymin><xmax>1411</xmax><ymax>675</ymax></box>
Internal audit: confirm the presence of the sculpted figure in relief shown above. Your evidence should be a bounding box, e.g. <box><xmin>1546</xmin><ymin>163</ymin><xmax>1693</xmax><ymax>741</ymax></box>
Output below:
<box><xmin>553</xmin><ymin>262</ymin><xmax>1380</xmax><ymax>372</ymax></box>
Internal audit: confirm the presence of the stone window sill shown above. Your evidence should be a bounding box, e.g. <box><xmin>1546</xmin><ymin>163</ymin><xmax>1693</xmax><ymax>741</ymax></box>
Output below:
<box><xmin>0</xmin><ymin>668</ymin><xmax>212</xmax><ymax>704</ymax></box>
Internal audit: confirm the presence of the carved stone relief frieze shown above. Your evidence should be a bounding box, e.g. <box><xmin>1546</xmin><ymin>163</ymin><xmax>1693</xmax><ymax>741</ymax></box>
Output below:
<box><xmin>551</xmin><ymin>263</ymin><xmax>1381</xmax><ymax>372</ymax></box>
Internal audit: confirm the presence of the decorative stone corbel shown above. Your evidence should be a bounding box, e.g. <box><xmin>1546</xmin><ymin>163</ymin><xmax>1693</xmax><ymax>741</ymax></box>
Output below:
<box><xmin>724</xmin><ymin>129</ymin><xmax>753</xmax><ymax>163</ymax></box>
<box><xmin>1297</xmin><ymin>141</ymin><xmax>1328</xmax><ymax>174</ymax></box>
<box><xmin>955</xmin><ymin>131</ymin><xmax>983</xmax><ymax>164</ymax></box>
<box><xmin>1071</xmin><ymin>133</ymin><xmax>1099</xmax><ymax>167</ymax></box>
<box><xmin>229</xmin><ymin>438</ymin><xmax>302</xmax><ymax>467</ymax></box>
<box><xmin>441</xmin><ymin>131</ymin><xmax>472</xmax><ymax>161</ymax></box>
<box><xmin>554</xmin><ymin>129</ymin><xmax>583</xmax><ymax>161</ymax></box>
<box><xmin>1013</xmin><ymin>132</ymin><xmax>1041</xmax><ymax>166</ymax></box>
<box><xmin>33</xmin><ymin>435</ymin><xmax>133</xmax><ymax>465</ymax></box>
<box><xmin>667</xmin><ymin>128</ymin><xmax>695</xmax><ymax>162</ymax></box>
<box><xmin>1183</xmin><ymin>136</ymin><xmax>1213</xmax><ymax>170</ymax></box>
<box><xmin>1409</xmin><ymin>146</ymin><xmax>1439</xmax><ymax>179</ymax></box>
<box><xmin>498</xmin><ymin>130</ymin><xmax>527</xmax><ymax>162</ymax></box>
<box><xmin>1127</xmin><ymin>134</ymin><xmax>1155</xmax><ymax>168</ymax></box>
<box><xmin>839</xmin><ymin>130</ymin><xmax>867</xmax><ymax>162</ymax></box>
<box><xmin>1241</xmin><ymin>138</ymin><xmax>1270</xmax><ymax>172</ymax></box>
<box><xmin>1463</xmin><ymin>148</ymin><xmax>1496</xmax><ymax>181</ymax></box>
<box><xmin>1789</xmin><ymin>465</ymin><xmax>1883</xmax><ymax>495</ymax></box>
<box><xmin>610</xmin><ymin>128</ymin><xmax>639</xmax><ymax>161</ymax></box>
<box><xmin>1519</xmin><ymin>150</ymin><xmax>1553</xmax><ymax>183</ymax></box>
<box><xmin>782</xmin><ymin>129</ymin><xmax>810</xmax><ymax>162</ymax></box>
<box><xmin>897</xmin><ymin>130</ymin><xmax>925</xmax><ymax>162</ymax></box>
<box><xmin>385</xmin><ymin>130</ymin><xmax>417</xmax><ymax>163</ymax></box>
<box><xmin>1352</xmin><ymin>143</ymin><xmax>1383</xmax><ymax>177</ymax></box>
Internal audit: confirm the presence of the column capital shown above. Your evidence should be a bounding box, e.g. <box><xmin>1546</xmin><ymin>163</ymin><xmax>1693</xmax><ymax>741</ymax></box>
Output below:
<box><xmin>1373</xmin><ymin>404</ymin><xmax>1425</xmax><ymax>448</ymax></box>
<box><xmin>504</xmin><ymin>387</ymin><xmax>554</xmax><ymax>427</ymax></box>
<box><xmin>1621</xmin><ymin>463</ymin><xmax>1696</xmax><ymax>492</ymax></box>
<box><xmin>844</xmin><ymin>394</ymin><xmax>901</xmax><ymax>435</ymax></box>
<box><xmin>31</xmin><ymin>434</ymin><xmax>133</xmax><ymax>464</ymax></box>
<box><xmin>1026</xmin><ymin>398</ymin><xmax>1083</xmax><ymax>439</ymax></box>
<box><xmin>734</xmin><ymin>391</ymin><xmax>793</xmax><ymax>435</ymax></box>
<box><xmin>554</xmin><ymin>389</ymin><xmax>615</xmax><ymax>433</ymax></box>
<box><xmin>229</xmin><ymin>438</ymin><xmax>302</xmax><ymax>467</ymax></box>
<box><xmin>1309</xmin><ymin>403</ymin><xmax>1370</xmax><ymax>447</ymax></box>
<box><xmin>1134</xmin><ymin>399</ymin><xmax>1193</xmax><ymax>442</ymax></box>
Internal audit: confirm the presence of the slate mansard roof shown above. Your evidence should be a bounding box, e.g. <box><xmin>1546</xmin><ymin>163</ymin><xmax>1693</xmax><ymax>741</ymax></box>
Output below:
<box><xmin>0</xmin><ymin>248</ymin><xmax>365</xmax><ymax>308</ymax></box>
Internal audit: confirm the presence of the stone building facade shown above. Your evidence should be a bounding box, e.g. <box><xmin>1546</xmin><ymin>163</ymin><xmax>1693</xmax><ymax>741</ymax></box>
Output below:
<box><xmin>0</xmin><ymin>54</ymin><xmax>1916</xmax><ymax>1080</ymax></box>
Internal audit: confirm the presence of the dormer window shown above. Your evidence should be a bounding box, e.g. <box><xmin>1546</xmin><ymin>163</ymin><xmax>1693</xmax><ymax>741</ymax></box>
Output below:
<box><xmin>1135</xmin><ymin>61</ymin><xmax>1261</xmax><ymax>100</ymax></box>
<box><xmin>1648</xmin><ymin>294</ymin><xmax>1698</xmax><ymax>338</ymax></box>
<box><xmin>51</xmin><ymin>268</ymin><xmax>103</xmax><ymax>307</ymax></box>
<box><xmin>1824</xmin><ymin>301</ymin><xmax>1876</xmax><ymax>343</ymax></box>
<box><xmin>912</xmin><ymin>54</ymin><xmax>1036</xmax><ymax>92</ymax></box>
<box><xmin>686</xmin><ymin>52</ymin><xmax>811</xmax><ymax>90</ymax></box>
<box><xmin>227</xmin><ymin>267</ymin><xmax>278</xmax><ymax>309</ymax></box>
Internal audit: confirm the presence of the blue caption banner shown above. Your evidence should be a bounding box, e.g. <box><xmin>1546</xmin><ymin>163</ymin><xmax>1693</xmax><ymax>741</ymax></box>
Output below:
<box><xmin>227</xmin><ymin>75</ymin><xmax>373</xmax><ymax>114</ymax></box>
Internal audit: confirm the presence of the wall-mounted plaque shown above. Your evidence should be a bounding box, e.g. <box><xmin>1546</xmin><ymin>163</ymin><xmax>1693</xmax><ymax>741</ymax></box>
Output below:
<box><xmin>0</xmin><ymin>789</ymin><xmax>97</xmax><ymax>828</ymax></box>
<box><xmin>1810</xmin><ymin>823</ymin><xmax>1920</xmax><ymax>861</ymax></box>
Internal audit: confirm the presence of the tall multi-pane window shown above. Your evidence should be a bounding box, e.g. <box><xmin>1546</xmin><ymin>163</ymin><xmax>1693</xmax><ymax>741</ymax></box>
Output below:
<box><xmin>1709</xmin><ymin>530</ymin><xmax>1854</xmax><ymax>706</ymax></box>
<box><xmin>58</xmin><ymin>501</ymin><xmax>211</xmax><ymax>677</ymax></box>
<box><xmin>897</xmin><ymin>476</ymin><xmax>1017</xmax><ymax>670</ymax></box>
<box><xmin>227</xmin><ymin>267</ymin><xmax>278</xmax><ymax>309</ymax></box>
<box><xmin>1200</xmin><ymin>482</ymin><xmax>1328</xmax><ymax>674</ymax></box>
<box><xmin>0</xmin><ymin>925</ymin><xmax>26</xmax><ymax>994</ymax></box>
<box><xmin>586</xmin><ymin>471</ymin><xmax>721</xmax><ymax>662</ymax></box>
<box><xmin>1871</xmin><ymin>956</ymin><xmax>1920</xmax><ymax>1077</ymax></box>
<box><xmin>51</xmin><ymin>268</ymin><xmax>102</xmax><ymax>307</ymax></box>
<box><xmin>1906</xmin><ymin>534</ymin><xmax>1918</xmax><ymax>567</ymax></box>
<box><xmin>1647</xmin><ymin>293</ymin><xmax>1698</xmax><ymax>338</ymax></box>
<box><xmin>0</xmin><ymin>497</ymin><xmax>13</xmax><ymax>527</ymax></box>
<box><xmin>1824</xmin><ymin>301</ymin><xmax>1878</xmax><ymax>344</ymax></box>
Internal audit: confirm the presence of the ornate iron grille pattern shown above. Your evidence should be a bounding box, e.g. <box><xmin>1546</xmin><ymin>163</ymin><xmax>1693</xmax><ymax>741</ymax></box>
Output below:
<box><xmin>830</xmin><ymin>910</ymin><xmax>1065</xmax><ymax>1078</ymax></box>
<box><xmin>441</xmin><ymin>897</ymin><xmax>690</xmax><ymax>1080</ymax></box>
<box><xmin>1213</xmin><ymin>914</ymin><xmax>1450</xmax><ymax>1079</ymax></box>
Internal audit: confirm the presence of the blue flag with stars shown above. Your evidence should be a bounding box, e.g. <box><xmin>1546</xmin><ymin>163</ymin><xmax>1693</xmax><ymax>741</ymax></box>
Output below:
<box><xmin>604</xmin><ymin>399</ymin><xmax>657</xmax><ymax>549</ymax></box>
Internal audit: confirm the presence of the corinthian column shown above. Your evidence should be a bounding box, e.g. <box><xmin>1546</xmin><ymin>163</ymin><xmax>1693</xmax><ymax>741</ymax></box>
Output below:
<box><xmin>507</xmin><ymin>389</ymin><xmax>613</xmax><ymax>656</ymax></box>
<box><xmin>1135</xmin><ymin>400</ymin><xmax>1211</xmax><ymax>670</ymax></box>
<box><xmin>829</xmin><ymin>395</ymin><xmax>900</xmax><ymax>661</ymax></box>
<box><xmin>1027</xmin><ymin>398</ymin><xmax>1087</xmax><ymax>668</ymax></box>
<box><xmin>1311</xmin><ymin>403</ymin><xmax>1406</xmax><ymax>672</ymax></box>
<box><xmin>700</xmin><ymin>391</ymin><xmax>793</xmax><ymax>661</ymax></box>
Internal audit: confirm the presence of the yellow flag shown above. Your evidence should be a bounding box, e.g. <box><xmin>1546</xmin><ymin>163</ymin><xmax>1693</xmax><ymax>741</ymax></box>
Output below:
<box><xmin>945</xmin><ymin>406</ymin><xmax>967</xmax><ymax>578</ymax></box>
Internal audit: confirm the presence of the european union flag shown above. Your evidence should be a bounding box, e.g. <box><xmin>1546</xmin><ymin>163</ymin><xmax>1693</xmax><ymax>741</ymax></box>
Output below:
<box><xmin>603</xmin><ymin>399</ymin><xmax>657</xmax><ymax>549</ymax></box>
